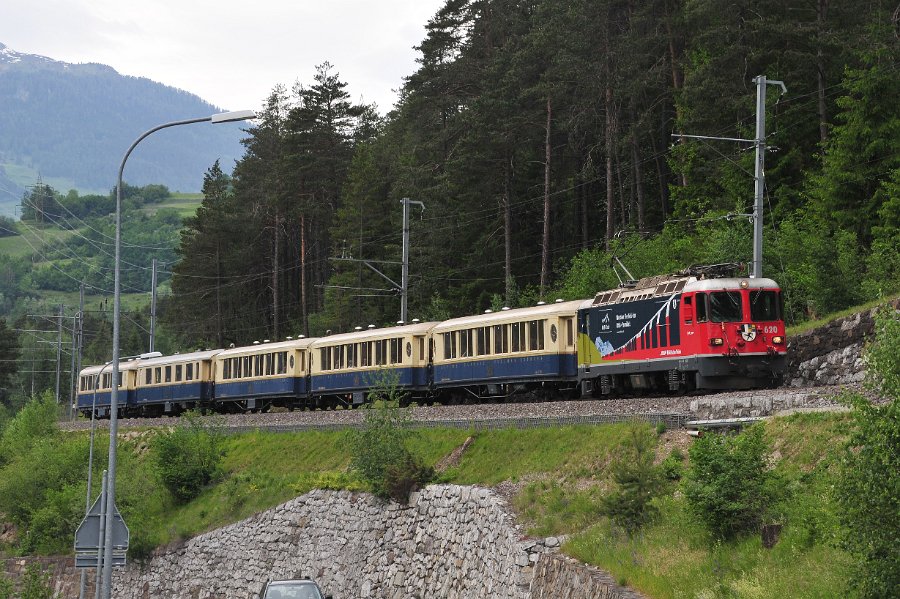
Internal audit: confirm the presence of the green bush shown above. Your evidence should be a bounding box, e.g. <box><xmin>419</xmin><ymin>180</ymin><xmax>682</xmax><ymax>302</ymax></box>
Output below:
<box><xmin>0</xmin><ymin>393</ymin><xmax>58</xmax><ymax>466</ymax></box>
<box><xmin>600</xmin><ymin>426</ymin><xmax>664</xmax><ymax>536</ymax></box>
<box><xmin>0</xmin><ymin>571</ymin><xmax>12</xmax><ymax>599</ymax></box>
<box><xmin>836</xmin><ymin>308</ymin><xmax>900</xmax><ymax>597</ymax></box>
<box><xmin>684</xmin><ymin>425</ymin><xmax>781</xmax><ymax>540</ymax></box>
<box><xmin>348</xmin><ymin>372</ymin><xmax>433</xmax><ymax>503</ymax></box>
<box><xmin>19</xmin><ymin>563</ymin><xmax>53</xmax><ymax>599</ymax></box>
<box><xmin>151</xmin><ymin>411</ymin><xmax>225</xmax><ymax>503</ymax></box>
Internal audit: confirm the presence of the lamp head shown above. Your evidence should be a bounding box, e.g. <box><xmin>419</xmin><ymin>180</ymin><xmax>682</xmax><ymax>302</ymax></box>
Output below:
<box><xmin>210</xmin><ymin>110</ymin><xmax>256</xmax><ymax>124</ymax></box>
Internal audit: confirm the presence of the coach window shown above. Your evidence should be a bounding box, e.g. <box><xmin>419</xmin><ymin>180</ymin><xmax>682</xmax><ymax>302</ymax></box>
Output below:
<box><xmin>320</xmin><ymin>348</ymin><xmax>330</xmax><ymax>371</ymax></box>
<box><xmin>459</xmin><ymin>330</ymin><xmax>469</xmax><ymax>357</ymax></box>
<box><xmin>278</xmin><ymin>351</ymin><xmax>287</xmax><ymax>374</ymax></box>
<box><xmin>511</xmin><ymin>322</ymin><xmax>525</xmax><ymax>352</ymax></box>
<box><xmin>175</xmin><ymin>365</ymin><xmax>183</xmax><ymax>382</ymax></box>
<box><xmin>390</xmin><ymin>338</ymin><xmax>401</xmax><ymax>364</ymax></box>
<box><xmin>223</xmin><ymin>361</ymin><xmax>231</xmax><ymax>379</ymax></box>
<box><xmin>186</xmin><ymin>363</ymin><xmax>194</xmax><ymax>381</ymax></box>
<box><xmin>476</xmin><ymin>328</ymin><xmax>486</xmax><ymax>356</ymax></box>
<box><xmin>564</xmin><ymin>318</ymin><xmax>574</xmax><ymax>346</ymax></box>
<box><xmin>419</xmin><ymin>337</ymin><xmax>425</xmax><ymax>361</ymax></box>
<box><xmin>154</xmin><ymin>367</ymin><xmax>161</xmax><ymax>384</ymax></box>
<box><xmin>164</xmin><ymin>366</ymin><xmax>172</xmax><ymax>383</ymax></box>
<box><xmin>145</xmin><ymin>369</ymin><xmax>152</xmax><ymax>385</ymax></box>
<box><xmin>528</xmin><ymin>320</ymin><xmax>545</xmax><ymax>350</ymax></box>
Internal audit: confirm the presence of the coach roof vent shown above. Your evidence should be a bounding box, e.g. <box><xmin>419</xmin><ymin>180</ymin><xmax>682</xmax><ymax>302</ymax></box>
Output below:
<box><xmin>355</xmin><ymin>326</ymin><xmax>362</xmax><ymax>331</ymax></box>
<box><xmin>298</xmin><ymin>334</ymin><xmax>305</xmax><ymax>339</ymax></box>
<box><xmin>263</xmin><ymin>339</ymin><xmax>270</xmax><ymax>343</ymax></box>
<box><xmin>536</xmin><ymin>301</ymin><xmax>546</xmax><ymax>306</ymax></box>
<box><xmin>555</xmin><ymin>298</ymin><xmax>564</xmax><ymax>303</ymax></box>
<box><xmin>397</xmin><ymin>320</ymin><xmax>404</xmax><ymax>325</ymax></box>
<box><xmin>253</xmin><ymin>341</ymin><xmax>260</xmax><ymax>345</ymax></box>
<box><xmin>501</xmin><ymin>306</ymin><xmax>511</xmax><ymax>311</ymax></box>
<box><xmin>285</xmin><ymin>336</ymin><xmax>293</xmax><ymax>340</ymax></box>
<box><xmin>367</xmin><ymin>324</ymin><xmax>376</xmax><ymax>329</ymax></box>
<box><xmin>485</xmin><ymin>309</ymin><xmax>493</xmax><ymax>313</ymax></box>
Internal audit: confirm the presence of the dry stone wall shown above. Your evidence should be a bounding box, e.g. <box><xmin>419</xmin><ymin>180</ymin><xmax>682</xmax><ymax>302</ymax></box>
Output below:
<box><xmin>786</xmin><ymin>298</ymin><xmax>899</xmax><ymax>388</ymax></box>
<box><xmin>112</xmin><ymin>485</ymin><xmax>554</xmax><ymax>599</ymax></box>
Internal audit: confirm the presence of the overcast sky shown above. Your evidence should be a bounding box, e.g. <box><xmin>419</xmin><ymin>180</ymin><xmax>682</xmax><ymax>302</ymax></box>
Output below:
<box><xmin>1</xmin><ymin>0</ymin><xmax>445</xmax><ymax>114</ymax></box>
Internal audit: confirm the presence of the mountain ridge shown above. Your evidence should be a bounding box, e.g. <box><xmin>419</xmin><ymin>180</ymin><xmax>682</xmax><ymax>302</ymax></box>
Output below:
<box><xmin>0</xmin><ymin>42</ymin><xmax>248</xmax><ymax>214</ymax></box>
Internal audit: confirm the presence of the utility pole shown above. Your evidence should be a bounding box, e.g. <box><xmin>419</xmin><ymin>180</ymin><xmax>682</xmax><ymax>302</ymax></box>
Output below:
<box><xmin>673</xmin><ymin>75</ymin><xmax>786</xmax><ymax>278</ymax></box>
<box><xmin>400</xmin><ymin>198</ymin><xmax>424</xmax><ymax>324</ymax></box>
<box><xmin>55</xmin><ymin>304</ymin><xmax>63</xmax><ymax>404</ymax></box>
<box><xmin>751</xmin><ymin>75</ymin><xmax>786</xmax><ymax>279</ymax></box>
<box><xmin>69</xmin><ymin>310</ymin><xmax>78</xmax><ymax>420</ymax></box>
<box><xmin>149</xmin><ymin>259</ymin><xmax>157</xmax><ymax>353</ymax></box>
<box><xmin>76</xmin><ymin>283</ymin><xmax>85</xmax><ymax>401</ymax></box>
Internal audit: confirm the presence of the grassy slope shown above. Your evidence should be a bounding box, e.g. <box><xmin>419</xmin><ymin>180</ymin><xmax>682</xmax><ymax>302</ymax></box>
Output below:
<box><xmin>104</xmin><ymin>415</ymin><xmax>850</xmax><ymax>598</ymax></box>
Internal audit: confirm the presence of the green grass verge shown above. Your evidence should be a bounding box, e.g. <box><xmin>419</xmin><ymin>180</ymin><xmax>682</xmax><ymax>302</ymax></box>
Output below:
<box><xmin>786</xmin><ymin>292</ymin><xmax>900</xmax><ymax>336</ymax></box>
<box><xmin>38</xmin><ymin>415</ymin><xmax>853</xmax><ymax>597</ymax></box>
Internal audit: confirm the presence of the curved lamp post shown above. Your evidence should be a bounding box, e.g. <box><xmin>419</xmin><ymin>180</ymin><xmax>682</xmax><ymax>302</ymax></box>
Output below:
<box><xmin>101</xmin><ymin>110</ymin><xmax>255</xmax><ymax>599</ymax></box>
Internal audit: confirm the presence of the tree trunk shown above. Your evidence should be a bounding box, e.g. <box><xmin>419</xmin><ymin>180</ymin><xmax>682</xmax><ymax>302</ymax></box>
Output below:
<box><xmin>504</xmin><ymin>154</ymin><xmax>513</xmax><ymax>304</ymax></box>
<box><xmin>541</xmin><ymin>97</ymin><xmax>552</xmax><ymax>295</ymax></box>
<box><xmin>272</xmin><ymin>210</ymin><xmax>280</xmax><ymax>340</ymax></box>
<box><xmin>300</xmin><ymin>212</ymin><xmax>308</xmax><ymax>337</ymax></box>
<box><xmin>816</xmin><ymin>0</ymin><xmax>829</xmax><ymax>144</ymax></box>
<box><xmin>216</xmin><ymin>243</ymin><xmax>222</xmax><ymax>348</ymax></box>
<box><xmin>632</xmin><ymin>132</ymin><xmax>646</xmax><ymax>232</ymax></box>
<box><xmin>605</xmin><ymin>84</ymin><xmax>615</xmax><ymax>249</ymax></box>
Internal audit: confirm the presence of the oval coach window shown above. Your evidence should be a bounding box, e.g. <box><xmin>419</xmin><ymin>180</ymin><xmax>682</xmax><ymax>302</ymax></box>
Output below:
<box><xmin>550</xmin><ymin>324</ymin><xmax>558</xmax><ymax>342</ymax></box>
<box><xmin>406</xmin><ymin>342</ymin><xmax>412</xmax><ymax>357</ymax></box>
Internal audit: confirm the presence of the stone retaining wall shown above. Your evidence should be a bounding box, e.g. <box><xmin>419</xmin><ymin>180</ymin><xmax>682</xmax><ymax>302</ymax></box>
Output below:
<box><xmin>786</xmin><ymin>298</ymin><xmax>899</xmax><ymax>387</ymax></box>
<box><xmin>2</xmin><ymin>556</ymin><xmax>89</xmax><ymax>598</ymax></box>
<box><xmin>112</xmin><ymin>485</ymin><xmax>553</xmax><ymax>599</ymax></box>
<box><xmin>530</xmin><ymin>553</ymin><xmax>648</xmax><ymax>599</ymax></box>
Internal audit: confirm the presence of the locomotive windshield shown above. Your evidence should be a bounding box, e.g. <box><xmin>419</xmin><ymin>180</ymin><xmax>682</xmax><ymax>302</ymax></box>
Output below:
<box><xmin>750</xmin><ymin>290</ymin><xmax>781</xmax><ymax>321</ymax></box>
<box><xmin>708</xmin><ymin>291</ymin><xmax>743</xmax><ymax>322</ymax></box>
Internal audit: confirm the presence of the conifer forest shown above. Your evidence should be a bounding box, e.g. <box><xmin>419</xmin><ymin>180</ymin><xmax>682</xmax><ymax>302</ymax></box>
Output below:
<box><xmin>14</xmin><ymin>0</ymin><xmax>900</xmax><ymax>355</ymax></box>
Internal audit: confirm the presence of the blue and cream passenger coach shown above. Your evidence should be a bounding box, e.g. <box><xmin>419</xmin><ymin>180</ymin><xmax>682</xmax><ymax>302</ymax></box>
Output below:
<box><xmin>134</xmin><ymin>349</ymin><xmax>221</xmax><ymax>415</ymax></box>
<box><xmin>431</xmin><ymin>300</ymin><xmax>582</xmax><ymax>402</ymax></box>
<box><xmin>309</xmin><ymin>321</ymin><xmax>436</xmax><ymax>407</ymax></box>
<box><xmin>214</xmin><ymin>338</ymin><xmax>316</xmax><ymax>412</ymax></box>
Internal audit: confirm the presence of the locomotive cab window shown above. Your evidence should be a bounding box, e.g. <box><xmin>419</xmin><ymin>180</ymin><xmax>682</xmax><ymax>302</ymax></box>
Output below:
<box><xmin>709</xmin><ymin>291</ymin><xmax>742</xmax><ymax>322</ymax></box>
<box><xmin>750</xmin><ymin>290</ymin><xmax>780</xmax><ymax>321</ymax></box>
<box><xmin>696</xmin><ymin>293</ymin><xmax>708</xmax><ymax>323</ymax></box>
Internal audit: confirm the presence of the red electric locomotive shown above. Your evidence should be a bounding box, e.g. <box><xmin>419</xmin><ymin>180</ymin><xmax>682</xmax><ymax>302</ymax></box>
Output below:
<box><xmin>576</xmin><ymin>264</ymin><xmax>786</xmax><ymax>396</ymax></box>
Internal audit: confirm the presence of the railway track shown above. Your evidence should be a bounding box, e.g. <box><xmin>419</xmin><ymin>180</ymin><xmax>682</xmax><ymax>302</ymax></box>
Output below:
<box><xmin>58</xmin><ymin>385</ymin><xmax>850</xmax><ymax>434</ymax></box>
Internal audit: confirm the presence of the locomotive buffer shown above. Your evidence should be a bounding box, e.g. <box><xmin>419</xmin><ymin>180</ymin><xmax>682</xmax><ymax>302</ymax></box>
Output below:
<box><xmin>74</xmin><ymin>491</ymin><xmax>129</xmax><ymax>568</ymax></box>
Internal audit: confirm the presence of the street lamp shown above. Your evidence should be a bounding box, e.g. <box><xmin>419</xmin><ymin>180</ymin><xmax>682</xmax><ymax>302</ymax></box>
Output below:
<box><xmin>100</xmin><ymin>110</ymin><xmax>255</xmax><ymax>599</ymax></box>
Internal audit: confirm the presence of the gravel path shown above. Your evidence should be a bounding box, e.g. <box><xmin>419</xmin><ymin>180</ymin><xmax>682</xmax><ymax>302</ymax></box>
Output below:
<box><xmin>58</xmin><ymin>384</ymin><xmax>856</xmax><ymax>433</ymax></box>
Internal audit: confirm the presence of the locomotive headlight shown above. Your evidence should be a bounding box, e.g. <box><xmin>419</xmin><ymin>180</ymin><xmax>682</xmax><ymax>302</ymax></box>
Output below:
<box><xmin>710</xmin><ymin>338</ymin><xmax>724</xmax><ymax>346</ymax></box>
<box><xmin>772</xmin><ymin>336</ymin><xmax>784</xmax><ymax>345</ymax></box>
